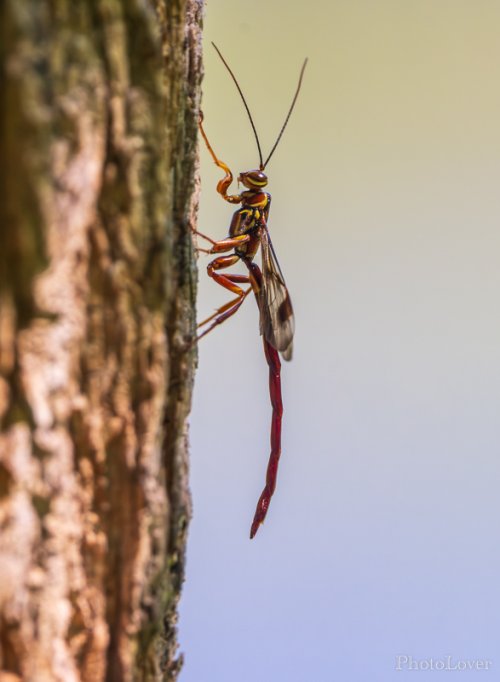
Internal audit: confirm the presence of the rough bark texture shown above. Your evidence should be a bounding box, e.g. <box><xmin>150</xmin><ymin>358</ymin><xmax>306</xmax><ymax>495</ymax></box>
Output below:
<box><xmin>0</xmin><ymin>0</ymin><xmax>202</xmax><ymax>680</ymax></box>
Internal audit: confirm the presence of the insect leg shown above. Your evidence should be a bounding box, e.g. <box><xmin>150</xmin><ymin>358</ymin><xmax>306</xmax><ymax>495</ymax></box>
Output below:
<box><xmin>198</xmin><ymin>281</ymin><xmax>252</xmax><ymax>328</ymax></box>
<box><xmin>196</xmin><ymin>286</ymin><xmax>252</xmax><ymax>342</ymax></box>
<box><xmin>192</xmin><ymin>232</ymin><xmax>251</xmax><ymax>255</ymax></box>
<box><xmin>207</xmin><ymin>254</ymin><xmax>246</xmax><ymax>293</ymax></box>
<box><xmin>199</xmin><ymin>112</ymin><xmax>242</xmax><ymax>204</ymax></box>
<box><xmin>192</xmin><ymin>229</ymin><xmax>217</xmax><ymax>246</ymax></box>
<box><xmin>209</xmin><ymin>235</ymin><xmax>251</xmax><ymax>253</ymax></box>
<box><xmin>196</xmin><ymin>255</ymin><xmax>251</xmax><ymax>343</ymax></box>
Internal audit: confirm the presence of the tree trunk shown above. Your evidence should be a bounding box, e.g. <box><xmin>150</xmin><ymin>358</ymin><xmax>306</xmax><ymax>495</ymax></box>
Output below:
<box><xmin>0</xmin><ymin>1</ymin><xmax>202</xmax><ymax>680</ymax></box>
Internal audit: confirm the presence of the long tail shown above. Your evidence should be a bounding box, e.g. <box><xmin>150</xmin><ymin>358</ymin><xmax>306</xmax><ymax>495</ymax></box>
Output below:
<box><xmin>243</xmin><ymin>258</ymin><xmax>285</xmax><ymax>539</ymax></box>
<box><xmin>250</xmin><ymin>337</ymin><xmax>283</xmax><ymax>538</ymax></box>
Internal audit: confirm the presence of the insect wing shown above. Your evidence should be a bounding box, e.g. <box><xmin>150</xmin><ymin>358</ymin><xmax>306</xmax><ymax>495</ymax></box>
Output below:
<box><xmin>259</xmin><ymin>227</ymin><xmax>295</xmax><ymax>360</ymax></box>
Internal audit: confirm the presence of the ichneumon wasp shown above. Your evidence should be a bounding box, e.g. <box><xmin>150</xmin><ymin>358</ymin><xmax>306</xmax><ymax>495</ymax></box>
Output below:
<box><xmin>194</xmin><ymin>43</ymin><xmax>307</xmax><ymax>538</ymax></box>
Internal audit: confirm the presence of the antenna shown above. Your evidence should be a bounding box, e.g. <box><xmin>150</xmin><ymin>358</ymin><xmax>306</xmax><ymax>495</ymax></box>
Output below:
<box><xmin>211</xmin><ymin>43</ymin><xmax>308</xmax><ymax>171</ymax></box>
<box><xmin>263</xmin><ymin>58</ymin><xmax>308</xmax><ymax>169</ymax></box>
<box><xmin>211</xmin><ymin>42</ymin><xmax>264</xmax><ymax>169</ymax></box>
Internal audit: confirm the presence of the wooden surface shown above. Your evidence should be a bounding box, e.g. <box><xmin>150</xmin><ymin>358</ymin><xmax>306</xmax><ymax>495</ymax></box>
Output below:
<box><xmin>0</xmin><ymin>1</ymin><xmax>203</xmax><ymax>679</ymax></box>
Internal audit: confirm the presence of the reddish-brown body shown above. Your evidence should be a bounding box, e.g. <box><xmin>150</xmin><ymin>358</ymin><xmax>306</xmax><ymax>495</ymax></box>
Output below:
<box><xmin>248</xmin><ymin>266</ymin><xmax>284</xmax><ymax>539</ymax></box>
<box><xmin>194</xmin><ymin>43</ymin><xmax>306</xmax><ymax>538</ymax></box>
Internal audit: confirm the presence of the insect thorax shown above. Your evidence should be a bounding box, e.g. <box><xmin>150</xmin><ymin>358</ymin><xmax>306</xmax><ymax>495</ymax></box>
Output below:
<box><xmin>241</xmin><ymin>190</ymin><xmax>269</xmax><ymax>209</ymax></box>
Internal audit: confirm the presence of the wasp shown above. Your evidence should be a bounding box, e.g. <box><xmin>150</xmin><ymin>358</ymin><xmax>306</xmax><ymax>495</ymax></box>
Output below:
<box><xmin>194</xmin><ymin>43</ymin><xmax>307</xmax><ymax>537</ymax></box>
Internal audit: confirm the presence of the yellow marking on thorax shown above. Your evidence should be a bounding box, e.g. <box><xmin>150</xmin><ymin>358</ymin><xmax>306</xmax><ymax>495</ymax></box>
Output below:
<box><xmin>244</xmin><ymin>192</ymin><xmax>268</xmax><ymax>209</ymax></box>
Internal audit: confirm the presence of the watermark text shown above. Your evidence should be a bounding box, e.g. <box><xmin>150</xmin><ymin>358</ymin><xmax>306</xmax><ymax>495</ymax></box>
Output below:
<box><xmin>395</xmin><ymin>655</ymin><xmax>493</xmax><ymax>672</ymax></box>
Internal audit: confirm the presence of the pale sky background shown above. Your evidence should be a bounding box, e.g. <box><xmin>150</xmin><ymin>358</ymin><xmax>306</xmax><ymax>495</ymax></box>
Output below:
<box><xmin>179</xmin><ymin>2</ymin><xmax>500</xmax><ymax>680</ymax></box>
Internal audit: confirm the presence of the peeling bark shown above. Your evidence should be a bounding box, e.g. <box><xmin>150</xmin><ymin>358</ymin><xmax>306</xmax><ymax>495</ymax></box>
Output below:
<box><xmin>0</xmin><ymin>1</ymin><xmax>202</xmax><ymax>680</ymax></box>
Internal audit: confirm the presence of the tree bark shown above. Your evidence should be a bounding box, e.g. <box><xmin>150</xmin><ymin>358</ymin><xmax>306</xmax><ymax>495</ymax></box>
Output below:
<box><xmin>0</xmin><ymin>1</ymin><xmax>202</xmax><ymax>680</ymax></box>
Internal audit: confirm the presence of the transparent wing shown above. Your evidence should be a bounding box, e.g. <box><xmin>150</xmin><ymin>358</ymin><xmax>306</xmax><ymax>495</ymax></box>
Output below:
<box><xmin>259</xmin><ymin>227</ymin><xmax>295</xmax><ymax>361</ymax></box>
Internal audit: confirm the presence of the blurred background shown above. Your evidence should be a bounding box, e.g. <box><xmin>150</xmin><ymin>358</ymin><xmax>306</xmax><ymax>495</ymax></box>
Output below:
<box><xmin>180</xmin><ymin>1</ymin><xmax>500</xmax><ymax>680</ymax></box>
